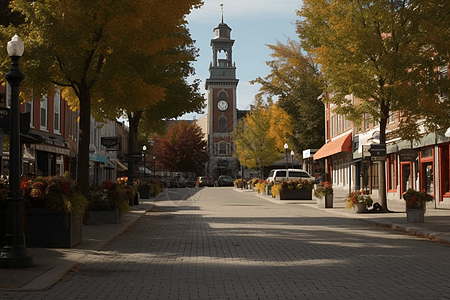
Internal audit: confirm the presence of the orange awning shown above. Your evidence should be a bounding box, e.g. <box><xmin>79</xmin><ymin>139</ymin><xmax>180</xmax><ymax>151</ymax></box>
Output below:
<box><xmin>314</xmin><ymin>132</ymin><xmax>352</xmax><ymax>160</ymax></box>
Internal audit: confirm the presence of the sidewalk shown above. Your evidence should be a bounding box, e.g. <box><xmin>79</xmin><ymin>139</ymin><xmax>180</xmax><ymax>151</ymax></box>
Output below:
<box><xmin>0</xmin><ymin>199</ymin><xmax>157</xmax><ymax>291</ymax></box>
<box><xmin>251</xmin><ymin>188</ymin><xmax>450</xmax><ymax>244</ymax></box>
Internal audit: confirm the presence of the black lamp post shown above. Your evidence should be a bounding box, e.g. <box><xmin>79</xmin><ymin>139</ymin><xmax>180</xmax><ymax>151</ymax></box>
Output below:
<box><xmin>142</xmin><ymin>145</ymin><xmax>147</xmax><ymax>179</ymax></box>
<box><xmin>0</xmin><ymin>34</ymin><xmax>33</xmax><ymax>268</ymax></box>
<box><xmin>153</xmin><ymin>155</ymin><xmax>156</xmax><ymax>177</ymax></box>
<box><xmin>290</xmin><ymin>150</ymin><xmax>295</xmax><ymax>169</ymax></box>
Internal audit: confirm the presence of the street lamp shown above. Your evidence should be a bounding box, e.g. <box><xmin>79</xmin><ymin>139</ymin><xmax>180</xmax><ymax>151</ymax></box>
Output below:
<box><xmin>142</xmin><ymin>145</ymin><xmax>147</xmax><ymax>179</ymax></box>
<box><xmin>290</xmin><ymin>150</ymin><xmax>295</xmax><ymax>169</ymax></box>
<box><xmin>0</xmin><ymin>35</ymin><xmax>33</xmax><ymax>268</ymax></box>
<box><xmin>284</xmin><ymin>143</ymin><xmax>288</xmax><ymax>171</ymax></box>
<box><xmin>153</xmin><ymin>155</ymin><xmax>156</xmax><ymax>177</ymax></box>
<box><xmin>149</xmin><ymin>139</ymin><xmax>154</xmax><ymax>177</ymax></box>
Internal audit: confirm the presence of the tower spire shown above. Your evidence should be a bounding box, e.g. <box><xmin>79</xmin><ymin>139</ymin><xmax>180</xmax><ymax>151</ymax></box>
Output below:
<box><xmin>220</xmin><ymin>3</ymin><xmax>224</xmax><ymax>23</ymax></box>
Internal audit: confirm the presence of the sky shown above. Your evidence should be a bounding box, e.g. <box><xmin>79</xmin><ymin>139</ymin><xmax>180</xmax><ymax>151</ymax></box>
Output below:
<box><xmin>181</xmin><ymin>0</ymin><xmax>303</xmax><ymax>120</ymax></box>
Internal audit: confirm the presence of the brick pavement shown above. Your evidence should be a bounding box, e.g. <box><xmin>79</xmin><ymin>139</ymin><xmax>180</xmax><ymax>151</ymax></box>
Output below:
<box><xmin>1</xmin><ymin>187</ymin><xmax>450</xmax><ymax>299</ymax></box>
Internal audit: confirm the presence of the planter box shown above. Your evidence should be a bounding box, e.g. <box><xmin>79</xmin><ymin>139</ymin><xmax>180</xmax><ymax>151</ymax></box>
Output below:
<box><xmin>353</xmin><ymin>203</ymin><xmax>367</xmax><ymax>213</ymax></box>
<box><xmin>277</xmin><ymin>189</ymin><xmax>312</xmax><ymax>200</ymax></box>
<box><xmin>25</xmin><ymin>207</ymin><xmax>82</xmax><ymax>248</ymax></box>
<box><xmin>317</xmin><ymin>194</ymin><xmax>333</xmax><ymax>208</ymax></box>
<box><xmin>265</xmin><ymin>185</ymin><xmax>272</xmax><ymax>196</ymax></box>
<box><xmin>89</xmin><ymin>209</ymin><xmax>121</xmax><ymax>224</ymax></box>
<box><xmin>407</xmin><ymin>209</ymin><xmax>424</xmax><ymax>223</ymax></box>
<box><xmin>140</xmin><ymin>188</ymin><xmax>150</xmax><ymax>199</ymax></box>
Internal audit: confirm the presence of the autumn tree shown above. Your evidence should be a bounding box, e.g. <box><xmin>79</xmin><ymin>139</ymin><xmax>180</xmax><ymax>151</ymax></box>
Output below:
<box><xmin>297</xmin><ymin>0</ymin><xmax>450</xmax><ymax>211</ymax></box>
<box><xmin>251</xmin><ymin>39</ymin><xmax>324</xmax><ymax>155</ymax></box>
<box><xmin>0</xmin><ymin>0</ymin><xmax>203</xmax><ymax>196</ymax></box>
<box><xmin>233</xmin><ymin>97</ymin><xmax>293</xmax><ymax>174</ymax></box>
<box><xmin>152</xmin><ymin>121</ymin><xmax>207</xmax><ymax>174</ymax></box>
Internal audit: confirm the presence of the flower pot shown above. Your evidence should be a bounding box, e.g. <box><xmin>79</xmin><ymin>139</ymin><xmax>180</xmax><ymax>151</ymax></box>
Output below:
<box><xmin>25</xmin><ymin>207</ymin><xmax>82</xmax><ymax>248</ymax></box>
<box><xmin>353</xmin><ymin>203</ymin><xmax>367</xmax><ymax>213</ymax></box>
<box><xmin>406</xmin><ymin>208</ymin><xmax>424</xmax><ymax>223</ymax></box>
<box><xmin>317</xmin><ymin>194</ymin><xmax>333</xmax><ymax>208</ymax></box>
<box><xmin>89</xmin><ymin>208</ymin><xmax>121</xmax><ymax>224</ymax></box>
<box><xmin>277</xmin><ymin>189</ymin><xmax>312</xmax><ymax>200</ymax></box>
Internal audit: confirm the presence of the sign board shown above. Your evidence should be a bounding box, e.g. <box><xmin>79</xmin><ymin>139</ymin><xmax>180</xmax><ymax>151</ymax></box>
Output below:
<box><xmin>371</xmin><ymin>156</ymin><xmax>387</xmax><ymax>161</ymax></box>
<box><xmin>101</xmin><ymin>137</ymin><xmax>119</xmax><ymax>148</ymax></box>
<box><xmin>126</xmin><ymin>153</ymin><xmax>144</xmax><ymax>162</ymax></box>
<box><xmin>398</xmin><ymin>149</ymin><xmax>418</xmax><ymax>162</ymax></box>
<box><xmin>368</xmin><ymin>144</ymin><xmax>386</xmax><ymax>156</ymax></box>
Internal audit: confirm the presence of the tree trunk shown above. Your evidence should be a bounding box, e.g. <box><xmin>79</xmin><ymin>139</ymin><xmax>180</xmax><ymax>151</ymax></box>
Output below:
<box><xmin>127</xmin><ymin>111</ymin><xmax>143</xmax><ymax>182</ymax></box>
<box><xmin>78</xmin><ymin>91</ymin><xmax>91</xmax><ymax>196</ymax></box>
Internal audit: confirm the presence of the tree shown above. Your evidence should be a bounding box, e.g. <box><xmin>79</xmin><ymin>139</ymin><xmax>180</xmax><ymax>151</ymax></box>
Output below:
<box><xmin>251</xmin><ymin>39</ymin><xmax>325</xmax><ymax>155</ymax></box>
<box><xmin>153</xmin><ymin>121</ymin><xmax>207</xmax><ymax>174</ymax></box>
<box><xmin>233</xmin><ymin>98</ymin><xmax>292</xmax><ymax>174</ymax></box>
<box><xmin>297</xmin><ymin>0</ymin><xmax>450</xmax><ymax>211</ymax></box>
<box><xmin>0</xmin><ymin>0</ymin><xmax>203</xmax><ymax>196</ymax></box>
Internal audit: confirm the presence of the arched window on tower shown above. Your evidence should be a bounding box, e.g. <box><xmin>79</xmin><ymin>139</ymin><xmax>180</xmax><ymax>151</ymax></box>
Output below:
<box><xmin>218</xmin><ymin>91</ymin><xmax>227</xmax><ymax>100</ymax></box>
<box><xmin>218</xmin><ymin>116</ymin><xmax>227</xmax><ymax>132</ymax></box>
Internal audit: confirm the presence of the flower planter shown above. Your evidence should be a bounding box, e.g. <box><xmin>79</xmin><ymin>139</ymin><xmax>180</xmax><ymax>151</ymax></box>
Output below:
<box><xmin>277</xmin><ymin>189</ymin><xmax>312</xmax><ymax>200</ymax></box>
<box><xmin>406</xmin><ymin>208</ymin><xmax>424</xmax><ymax>223</ymax></box>
<box><xmin>89</xmin><ymin>208</ymin><xmax>121</xmax><ymax>224</ymax></box>
<box><xmin>139</xmin><ymin>187</ymin><xmax>150</xmax><ymax>199</ymax></box>
<box><xmin>265</xmin><ymin>185</ymin><xmax>272</xmax><ymax>196</ymax></box>
<box><xmin>317</xmin><ymin>194</ymin><xmax>333</xmax><ymax>208</ymax></box>
<box><xmin>353</xmin><ymin>203</ymin><xmax>367</xmax><ymax>213</ymax></box>
<box><xmin>25</xmin><ymin>207</ymin><xmax>82</xmax><ymax>248</ymax></box>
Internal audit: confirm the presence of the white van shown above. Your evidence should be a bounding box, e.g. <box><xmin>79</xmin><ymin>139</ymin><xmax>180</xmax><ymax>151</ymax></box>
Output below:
<box><xmin>266</xmin><ymin>169</ymin><xmax>315</xmax><ymax>183</ymax></box>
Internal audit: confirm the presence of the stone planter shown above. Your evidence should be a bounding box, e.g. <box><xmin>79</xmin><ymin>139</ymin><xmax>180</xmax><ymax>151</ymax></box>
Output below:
<box><xmin>353</xmin><ymin>203</ymin><xmax>367</xmax><ymax>213</ymax></box>
<box><xmin>317</xmin><ymin>194</ymin><xmax>333</xmax><ymax>208</ymax></box>
<box><xmin>277</xmin><ymin>189</ymin><xmax>312</xmax><ymax>200</ymax></box>
<box><xmin>25</xmin><ymin>207</ymin><xmax>82</xmax><ymax>248</ymax></box>
<box><xmin>406</xmin><ymin>209</ymin><xmax>424</xmax><ymax>223</ymax></box>
<box><xmin>89</xmin><ymin>208</ymin><xmax>121</xmax><ymax>224</ymax></box>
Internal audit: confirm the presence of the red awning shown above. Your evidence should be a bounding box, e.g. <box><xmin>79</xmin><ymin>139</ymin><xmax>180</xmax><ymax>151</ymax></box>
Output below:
<box><xmin>314</xmin><ymin>132</ymin><xmax>352</xmax><ymax>160</ymax></box>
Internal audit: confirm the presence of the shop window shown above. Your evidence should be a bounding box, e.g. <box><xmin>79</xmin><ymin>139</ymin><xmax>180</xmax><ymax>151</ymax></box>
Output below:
<box><xmin>371</xmin><ymin>163</ymin><xmax>379</xmax><ymax>189</ymax></box>
<box><xmin>422</xmin><ymin>148</ymin><xmax>432</xmax><ymax>159</ymax></box>
<box><xmin>423</xmin><ymin>162</ymin><xmax>434</xmax><ymax>194</ymax></box>
<box><xmin>388</xmin><ymin>154</ymin><xmax>397</xmax><ymax>191</ymax></box>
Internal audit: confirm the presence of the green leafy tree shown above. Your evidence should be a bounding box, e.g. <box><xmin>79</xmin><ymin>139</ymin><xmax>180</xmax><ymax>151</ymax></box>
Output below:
<box><xmin>234</xmin><ymin>98</ymin><xmax>292</xmax><ymax>174</ymax></box>
<box><xmin>251</xmin><ymin>39</ymin><xmax>324</xmax><ymax>155</ymax></box>
<box><xmin>0</xmin><ymin>0</ymin><xmax>203</xmax><ymax>196</ymax></box>
<box><xmin>153</xmin><ymin>121</ymin><xmax>207</xmax><ymax>173</ymax></box>
<box><xmin>297</xmin><ymin>0</ymin><xmax>450</xmax><ymax>210</ymax></box>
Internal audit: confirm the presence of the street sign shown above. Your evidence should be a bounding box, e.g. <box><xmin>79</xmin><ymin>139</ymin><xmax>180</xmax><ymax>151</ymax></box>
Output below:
<box><xmin>398</xmin><ymin>149</ymin><xmax>418</xmax><ymax>162</ymax></box>
<box><xmin>368</xmin><ymin>144</ymin><xmax>386</xmax><ymax>156</ymax></box>
<box><xmin>371</xmin><ymin>156</ymin><xmax>386</xmax><ymax>161</ymax></box>
<box><xmin>101</xmin><ymin>137</ymin><xmax>119</xmax><ymax>148</ymax></box>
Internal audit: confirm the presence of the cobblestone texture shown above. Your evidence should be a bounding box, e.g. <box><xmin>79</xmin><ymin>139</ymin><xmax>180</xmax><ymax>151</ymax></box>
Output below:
<box><xmin>1</xmin><ymin>187</ymin><xmax>450</xmax><ymax>299</ymax></box>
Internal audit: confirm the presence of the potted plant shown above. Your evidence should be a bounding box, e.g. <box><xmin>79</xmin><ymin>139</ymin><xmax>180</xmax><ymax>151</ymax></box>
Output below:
<box><xmin>0</xmin><ymin>177</ymin><xmax>10</xmax><ymax>248</ymax></box>
<box><xmin>271</xmin><ymin>179</ymin><xmax>314</xmax><ymax>200</ymax></box>
<box><xmin>249</xmin><ymin>178</ymin><xmax>260</xmax><ymax>191</ymax></box>
<box><xmin>314</xmin><ymin>181</ymin><xmax>333</xmax><ymax>208</ymax></box>
<box><xmin>116</xmin><ymin>177</ymin><xmax>138</xmax><ymax>206</ymax></box>
<box><xmin>87</xmin><ymin>181</ymin><xmax>130</xmax><ymax>224</ymax></box>
<box><xmin>345</xmin><ymin>190</ymin><xmax>373</xmax><ymax>213</ymax></box>
<box><xmin>403</xmin><ymin>188</ymin><xmax>434</xmax><ymax>223</ymax></box>
<box><xmin>137</xmin><ymin>179</ymin><xmax>163</xmax><ymax>199</ymax></box>
<box><xmin>255</xmin><ymin>179</ymin><xmax>266</xmax><ymax>194</ymax></box>
<box><xmin>21</xmin><ymin>173</ymin><xmax>88</xmax><ymax>248</ymax></box>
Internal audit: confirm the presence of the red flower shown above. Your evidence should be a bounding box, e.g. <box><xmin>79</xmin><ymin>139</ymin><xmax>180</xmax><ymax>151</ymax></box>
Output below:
<box><xmin>350</xmin><ymin>197</ymin><xmax>355</xmax><ymax>203</ymax></box>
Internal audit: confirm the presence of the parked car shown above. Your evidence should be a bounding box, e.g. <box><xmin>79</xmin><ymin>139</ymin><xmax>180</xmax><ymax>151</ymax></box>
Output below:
<box><xmin>266</xmin><ymin>169</ymin><xmax>315</xmax><ymax>183</ymax></box>
<box><xmin>215</xmin><ymin>175</ymin><xmax>234</xmax><ymax>187</ymax></box>
<box><xmin>196</xmin><ymin>176</ymin><xmax>214</xmax><ymax>187</ymax></box>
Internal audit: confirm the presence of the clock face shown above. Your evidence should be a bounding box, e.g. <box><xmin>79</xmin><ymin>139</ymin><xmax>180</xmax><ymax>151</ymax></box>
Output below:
<box><xmin>217</xmin><ymin>100</ymin><xmax>228</xmax><ymax>111</ymax></box>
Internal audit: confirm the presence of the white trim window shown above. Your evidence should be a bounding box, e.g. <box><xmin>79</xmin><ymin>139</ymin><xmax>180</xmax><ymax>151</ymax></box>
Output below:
<box><xmin>388</xmin><ymin>112</ymin><xmax>395</xmax><ymax>124</ymax></box>
<box><xmin>54</xmin><ymin>93</ymin><xmax>61</xmax><ymax>134</ymax></box>
<box><xmin>40</xmin><ymin>95</ymin><xmax>48</xmax><ymax>131</ymax></box>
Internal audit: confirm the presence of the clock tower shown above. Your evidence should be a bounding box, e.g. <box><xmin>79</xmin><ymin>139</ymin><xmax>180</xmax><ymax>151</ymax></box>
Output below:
<box><xmin>205</xmin><ymin>15</ymin><xmax>239</xmax><ymax>179</ymax></box>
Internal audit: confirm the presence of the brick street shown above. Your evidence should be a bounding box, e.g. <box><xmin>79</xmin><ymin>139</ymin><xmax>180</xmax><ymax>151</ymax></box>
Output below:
<box><xmin>1</xmin><ymin>187</ymin><xmax>450</xmax><ymax>300</ymax></box>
